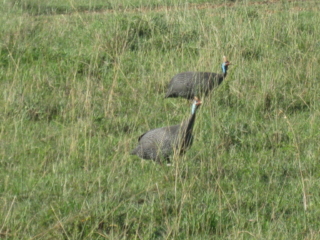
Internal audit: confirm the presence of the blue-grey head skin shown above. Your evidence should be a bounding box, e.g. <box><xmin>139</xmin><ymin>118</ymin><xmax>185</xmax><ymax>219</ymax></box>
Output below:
<box><xmin>131</xmin><ymin>97</ymin><xmax>202</xmax><ymax>162</ymax></box>
<box><xmin>191</xmin><ymin>96</ymin><xmax>200</xmax><ymax>114</ymax></box>
<box><xmin>221</xmin><ymin>56</ymin><xmax>231</xmax><ymax>76</ymax></box>
<box><xmin>165</xmin><ymin>56</ymin><xmax>231</xmax><ymax>99</ymax></box>
<box><xmin>222</xmin><ymin>61</ymin><xmax>230</xmax><ymax>74</ymax></box>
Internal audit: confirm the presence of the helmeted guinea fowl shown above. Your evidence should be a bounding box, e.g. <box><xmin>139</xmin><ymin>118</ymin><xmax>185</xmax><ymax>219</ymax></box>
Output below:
<box><xmin>165</xmin><ymin>56</ymin><xmax>231</xmax><ymax>99</ymax></box>
<box><xmin>131</xmin><ymin>97</ymin><xmax>202</xmax><ymax>162</ymax></box>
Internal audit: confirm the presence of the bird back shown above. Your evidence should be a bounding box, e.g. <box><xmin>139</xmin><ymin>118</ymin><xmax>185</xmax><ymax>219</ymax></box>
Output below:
<box><xmin>131</xmin><ymin>121</ymin><xmax>194</xmax><ymax>162</ymax></box>
<box><xmin>165</xmin><ymin>71</ymin><xmax>223</xmax><ymax>99</ymax></box>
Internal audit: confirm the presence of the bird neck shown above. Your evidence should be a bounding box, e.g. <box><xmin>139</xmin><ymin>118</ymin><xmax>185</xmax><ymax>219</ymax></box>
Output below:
<box><xmin>186</xmin><ymin>106</ymin><xmax>197</xmax><ymax>134</ymax></box>
<box><xmin>223</xmin><ymin>71</ymin><xmax>228</xmax><ymax>78</ymax></box>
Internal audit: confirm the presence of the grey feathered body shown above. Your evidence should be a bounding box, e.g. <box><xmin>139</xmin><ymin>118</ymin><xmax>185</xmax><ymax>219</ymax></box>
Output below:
<box><xmin>165</xmin><ymin>71</ymin><xmax>225</xmax><ymax>99</ymax></box>
<box><xmin>131</xmin><ymin>114</ymin><xmax>197</xmax><ymax>162</ymax></box>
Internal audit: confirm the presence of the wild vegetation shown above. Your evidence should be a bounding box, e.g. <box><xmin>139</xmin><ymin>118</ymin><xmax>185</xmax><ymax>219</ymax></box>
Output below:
<box><xmin>1</xmin><ymin>0</ymin><xmax>320</xmax><ymax>239</ymax></box>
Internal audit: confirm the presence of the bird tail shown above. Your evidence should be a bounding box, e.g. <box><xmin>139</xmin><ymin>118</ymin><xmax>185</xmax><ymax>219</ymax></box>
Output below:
<box><xmin>130</xmin><ymin>148</ymin><xmax>137</xmax><ymax>155</ymax></box>
<box><xmin>164</xmin><ymin>92</ymin><xmax>171</xmax><ymax>98</ymax></box>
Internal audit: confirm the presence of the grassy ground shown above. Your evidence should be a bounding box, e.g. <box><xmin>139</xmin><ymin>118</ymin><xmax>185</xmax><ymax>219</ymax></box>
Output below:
<box><xmin>1</xmin><ymin>0</ymin><xmax>320</xmax><ymax>239</ymax></box>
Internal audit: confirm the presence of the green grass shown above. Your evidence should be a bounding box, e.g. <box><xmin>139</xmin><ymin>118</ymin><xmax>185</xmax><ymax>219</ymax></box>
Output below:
<box><xmin>1</xmin><ymin>0</ymin><xmax>320</xmax><ymax>239</ymax></box>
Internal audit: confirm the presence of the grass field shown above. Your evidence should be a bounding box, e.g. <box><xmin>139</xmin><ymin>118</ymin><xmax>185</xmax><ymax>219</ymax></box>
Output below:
<box><xmin>1</xmin><ymin>0</ymin><xmax>320</xmax><ymax>239</ymax></box>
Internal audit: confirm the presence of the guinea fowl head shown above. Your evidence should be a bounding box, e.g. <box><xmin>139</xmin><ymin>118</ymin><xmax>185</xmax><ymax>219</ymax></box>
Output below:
<box><xmin>221</xmin><ymin>56</ymin><xmax>231</xmax><ymax>74</ymax></box>
<box><xmin>191</xmin><ymin>97</ymin><xmax>202</xmax><ymax>114</ymax></box>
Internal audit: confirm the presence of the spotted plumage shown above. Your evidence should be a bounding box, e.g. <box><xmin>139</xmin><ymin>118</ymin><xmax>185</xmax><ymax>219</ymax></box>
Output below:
<box><xmin>131</xmin><ymin>97</ymin><xmax>202</xmax><ymax>162</ymax></box>
<box><xmin>165</xmin><ymin>56</ymin><xmax>231</xmax><ymax>99</ymax></box>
